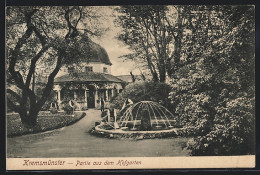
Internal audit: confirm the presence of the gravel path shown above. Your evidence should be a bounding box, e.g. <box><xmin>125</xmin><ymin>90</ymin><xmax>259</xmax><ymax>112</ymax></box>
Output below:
<box><xmin>7</xmin><ymin>109</ymin><xmax>190</xmax><ymax>157</ymax></box>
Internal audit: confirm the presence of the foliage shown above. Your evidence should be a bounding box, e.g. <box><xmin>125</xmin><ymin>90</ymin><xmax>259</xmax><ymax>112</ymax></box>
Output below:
<box><xmin>169</xmin><ymin>5</ymin><xmax>255</xmax><ymax>155</ymax></box>
<box><xmin>115</xmin><ymin>6</ymin><xmax>178</xmax><ymax>82</ymax></box>
<box><xmin>115</xmin><ymin>6</ymin><xmax>218</xmax><ymax>83</ymax></box>
<box><xmin>111</xmin><ymin>81</ymin><xmax>171</xmax><ymax>110</ymax></box>
<box><xmin>6</xmin><ymin>6</ymin><xmax>105</xmax><ymax>127</ymax></box>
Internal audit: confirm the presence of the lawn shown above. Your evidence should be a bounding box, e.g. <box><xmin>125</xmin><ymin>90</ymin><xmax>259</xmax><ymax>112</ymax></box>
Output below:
<box><xmin>7</xmin><ymin>111</ymin><xmax>86</xmax><ymax>137</ymax></box>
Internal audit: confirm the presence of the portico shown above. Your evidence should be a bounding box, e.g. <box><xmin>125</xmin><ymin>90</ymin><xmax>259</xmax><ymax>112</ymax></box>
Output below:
<box><xmin>54</xmin><ymin>72</ymin><xmax>124</xmax><ymax>110</ymax></box>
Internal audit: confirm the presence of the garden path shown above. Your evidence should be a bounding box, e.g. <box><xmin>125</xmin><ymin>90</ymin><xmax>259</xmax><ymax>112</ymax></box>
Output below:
<box><xmin>7</xmin><ymin>109</ymin><xmax>190</xmax><ymax>157</ymax></box>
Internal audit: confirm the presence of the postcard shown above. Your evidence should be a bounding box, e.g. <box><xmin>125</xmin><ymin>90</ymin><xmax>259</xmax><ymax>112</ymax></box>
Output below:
<box><xmin>6</xmin><ymin>5</ymin><xmax>255</xmax><ymax>170</ymax></box>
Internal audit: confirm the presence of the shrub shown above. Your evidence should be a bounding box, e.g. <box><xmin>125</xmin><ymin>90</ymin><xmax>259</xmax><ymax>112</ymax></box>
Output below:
<box><xmin>111</xmin><ymin>81</ymin><xmax>172</xmax><ymax>110</ymax></box>
<box><xmin>186</xmin><ymin>97</ymin><xmax>254</xmax><ymax>155</ymax></box>
<box><xmin>50</xmin><ymin>108</ymin><xmax>58</xmax><ymax>114</ymax></box>
<box><xmin>169</xmin><ymin>60</ymin><xmax>255</xmax><ymax>155</ymax></box>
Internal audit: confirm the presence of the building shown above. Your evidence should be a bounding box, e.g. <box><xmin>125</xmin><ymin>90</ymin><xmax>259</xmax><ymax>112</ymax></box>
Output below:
<box><xmin>116</xmin><ymin>75</ymin><xmax>144</xmax><ymax>83</ymax></box>
<box><xmin>53</xmin><ymin>37</ymin><xmax>125</xmax><ymax>110</ymax></box>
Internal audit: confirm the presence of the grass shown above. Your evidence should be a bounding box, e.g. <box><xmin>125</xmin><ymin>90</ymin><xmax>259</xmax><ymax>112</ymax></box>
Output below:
<box><xmin>7</xmin><ymin>111</ymin><xmax>86</xmax><ymax>137</ymax></box>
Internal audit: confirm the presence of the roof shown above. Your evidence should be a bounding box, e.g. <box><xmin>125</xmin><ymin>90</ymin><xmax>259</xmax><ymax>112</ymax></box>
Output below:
<box><xmin>80</xmin><ymin>35</ymin><xmax>112</xmax><ymax>65</ymax></box>
<box><xmin>54</xmin><ymin>72</ymin><xmax>125</xmax><ymax>83</ymax></box>
<box><xmin>116</xmin><ymin>75</ymin><xmax>144</xmax><ymax>83</ymax></box>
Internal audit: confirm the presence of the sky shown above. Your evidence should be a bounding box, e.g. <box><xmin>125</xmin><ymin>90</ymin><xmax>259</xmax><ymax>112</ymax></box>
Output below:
<box><xmin>54</xmin><ymin>6</ymin><xmax>141</xmax><ymax>78</ymax></box>
<box><xmin>91</xmin><ymin>7</ymin><xmax>140</xmax><ymax>76</ymax></box>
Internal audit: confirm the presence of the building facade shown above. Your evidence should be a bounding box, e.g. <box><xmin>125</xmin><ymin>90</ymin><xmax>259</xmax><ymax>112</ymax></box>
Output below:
<box><xmin>53</xmin><ymin>39</ymin><xmax>125</xmax><ymax>110</ymax></box>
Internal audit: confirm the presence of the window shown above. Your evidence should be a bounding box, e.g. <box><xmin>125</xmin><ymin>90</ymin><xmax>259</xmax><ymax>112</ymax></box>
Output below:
<box><xmin>68</xmin><ymin>67</ymin><xmax>75</xmax><ymax>73</ymax></box>
<box><xmin>85</xmin><ymin>66</ymin><xmax>93</xmax><ymax>72</ymax></box>
<box><xmin>103</xmin><ymin>67</ymin><xmax>108</xmax><ymax>73</ymax></box>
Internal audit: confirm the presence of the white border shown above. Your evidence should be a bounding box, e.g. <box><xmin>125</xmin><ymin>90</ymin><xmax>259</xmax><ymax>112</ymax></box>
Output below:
<box><xmin>6</xmin><ymin>155</ymin><xmax>255</xmax><ymax>170</ymax></box>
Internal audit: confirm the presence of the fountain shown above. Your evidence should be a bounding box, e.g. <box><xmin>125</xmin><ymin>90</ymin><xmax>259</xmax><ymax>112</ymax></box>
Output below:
<box><xmin>90</xmin><ymin>101</ymin><xmax>181</xmax><ymax>139</ymax></box>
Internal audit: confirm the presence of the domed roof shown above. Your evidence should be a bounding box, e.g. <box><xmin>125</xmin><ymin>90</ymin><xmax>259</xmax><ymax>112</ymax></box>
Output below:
<box><xmin>80</xmin><ymin>35</ymin><xmax>112</xmax><ymax>65</ymax></box>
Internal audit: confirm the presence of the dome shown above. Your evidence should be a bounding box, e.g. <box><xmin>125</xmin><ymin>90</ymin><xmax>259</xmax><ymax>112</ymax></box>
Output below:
<box><xmin>80</xmin><ymin>34</ymin><xmax>112</xmax><ymax>65</ymax></box>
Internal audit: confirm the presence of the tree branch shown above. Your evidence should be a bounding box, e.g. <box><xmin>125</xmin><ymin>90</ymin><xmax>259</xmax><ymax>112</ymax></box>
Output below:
<box><xmin>7</xmin><ymin>89</ymin><xmax>21</xmax><ymax>103</ymax></box>
<box><xmin>36</xmin><ymin>49</ymin><xmax>63</xmax><ymax>110</ymax></box>
<box><xmin>8</xmin><ymin>9</ymin><xmax>38</xmax><ymax>91</ymax></box>
<box><xmin>65</xmin><ymin>7</ymin><xmax>79</xmax><ymax>39</ymax></box>
<box><xmin>31</xmin><ymin>25</ymin><xmax>47</xmax><ymax>46</ymax></box>
<box><xmin>25</xmin><ymin>45</ymin><xmax>49</xmax><ymax>88</ymax></box>
<box><xmin>75</xmin><ymin>7</ymin><xmax>83</xmax><ymax>29</ymax></box>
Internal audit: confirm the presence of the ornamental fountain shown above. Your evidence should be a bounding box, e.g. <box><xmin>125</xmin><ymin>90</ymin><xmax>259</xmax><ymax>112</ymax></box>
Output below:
<box><xmin>91</xmin><ymin>101</ymin><xmax>181</xmax><ymax>139</ymax></box>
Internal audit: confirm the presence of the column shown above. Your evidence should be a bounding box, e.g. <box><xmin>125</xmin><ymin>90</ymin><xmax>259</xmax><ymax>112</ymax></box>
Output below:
<box><xmin>95</xmin><ymin>89</ymin><xmax>98</xmax><ymax>107</ymax></box>
<box><xmin>84</xmin><ymin>89</ymin><xmax>87</xmax><ymax>103</ymax></box>
<box><xmin>111</xmin><ymin>88</ymin><xmax>114</xmax><ymax>98</ymax></box>
<box><xmin>57</xmin><ymin>90</ymin><xmax>61</xmax><ymax>107</ymax></box>
<box><xmin>84</xmin><ymin>88</ymin><xmax>88</xmax><ymax>108</ymax></box>
<box><xmin>105</xmin><ymin>89</ymin><xmax>108</xmax><ymax>101</ymax></box>
<box><xmin>107</xmin><ymin>110</ymin><xmax>111</xmax><ymax>122</ymax></box>
<box><xmin>53</xmin><ymin>85</ymin><xmax>62</xmax><ymax>110</ymax></box>
<box><xmin>117</xmin><ymin>88</ymin><xmax>120</xmax><ymax>94</ymax></box>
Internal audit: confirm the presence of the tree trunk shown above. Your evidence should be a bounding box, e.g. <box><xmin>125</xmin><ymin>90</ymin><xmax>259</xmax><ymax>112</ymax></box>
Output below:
<box><xmin>20</xmin><ymin>114</ymin><xmax>37</xmax><ymax>128</ymax></box>
<box><xmin>18</xmin><ymin>110</ymin><xmax>28</xmax><ymax>125</ymax></box>
<box><xmin>159</xmin><ymin>73</ymin><xmax>166</xmax><ymax>82</ymax></box>
<box><xmin>152</xmin><ymin>73</ymin><xmax>159</xmax><ymax>82</ymax></box>
<box><xmin>18</xmin><ymin>103</ymin><xmax>39</xmax><ymax>128</ymax></box>
<box><xmin>130</xmin><ymin>71</ymin><xmax>135</xmax><ymax>82</ymax></box>
<box><xmin>158</xmin><ymin>58</ymin><xmax>166</xmax><ymax>82</ymax></box>
<box><xmin>19</xmin><ymin>112</ymin><xmax>36</xmax><ymax>128</ymax></box>
<box><xmin>32</xmin><ymin>72</ymin><xmax>35</xmax><ymax>93</ymax></box>
<box><xmin>158</xmin><ymin>66</ymin><xmax>166</xmax><ymax>82</ymax></box>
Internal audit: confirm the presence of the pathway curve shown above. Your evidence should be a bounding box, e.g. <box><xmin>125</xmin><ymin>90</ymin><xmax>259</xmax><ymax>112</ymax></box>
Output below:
<box><xmin>7</xmin><ymin>109</ymin><xmax>190</xmax><ymax>157</ymax></box>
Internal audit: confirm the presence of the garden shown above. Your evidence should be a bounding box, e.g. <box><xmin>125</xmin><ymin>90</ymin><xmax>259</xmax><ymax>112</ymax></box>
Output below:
<box><xmin>7</xmin><ymin>111</ymin><xmax>86</xmax><ymax>137</ymax></box>
<box><xmin>6</xmin><ymin>5</ymin><xmax>255</xmax><ymax>157</ymax></box>
<box><xmin>100</xmin><ymin>76</ymin><xmax>255</xmax><ymax>156</ymax></box>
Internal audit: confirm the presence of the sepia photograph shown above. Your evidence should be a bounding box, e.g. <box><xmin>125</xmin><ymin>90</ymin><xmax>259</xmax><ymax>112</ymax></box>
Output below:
<box><xmin>5</xmin><ymin>4</ymin><xmax>255</xmax><ymax>169</ymax></box>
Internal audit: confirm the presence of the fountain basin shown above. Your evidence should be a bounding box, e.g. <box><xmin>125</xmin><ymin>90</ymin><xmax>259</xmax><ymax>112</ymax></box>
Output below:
<box><xmin>90</xmin><ymin>123</ymin><xmax>182</xmax><ymax>139</ymax></box>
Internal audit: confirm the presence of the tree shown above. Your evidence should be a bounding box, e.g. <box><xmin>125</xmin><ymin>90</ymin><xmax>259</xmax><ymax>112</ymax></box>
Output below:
<box><xmin>169</xmin><ymin>5</ymin><xmax>255</xmax><ymax>155</ymax></box>
<box><xmin>6</xmin><ymin>6</ymin><xmax>105</xmax><ymax>128</ymax></box>
<box><xmin>115</xmin><ymin>6</ymin><xmax>212</xmax><ymax>82</ymax></box>
<box><xmin>115</xmin><ymin>6</ymin><xmax>178</xmax><ymax>82</ymax></box>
